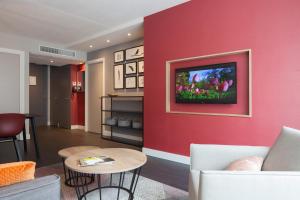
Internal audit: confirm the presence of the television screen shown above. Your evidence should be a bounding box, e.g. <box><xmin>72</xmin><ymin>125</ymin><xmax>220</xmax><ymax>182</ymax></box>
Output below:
<box><xmin>175</xmin><ymin>62</ymin><xmax>237</xmax><ymax>104</ymax></box>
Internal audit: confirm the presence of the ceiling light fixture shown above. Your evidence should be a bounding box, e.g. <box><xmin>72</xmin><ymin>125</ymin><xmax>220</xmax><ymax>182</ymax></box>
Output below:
<box><xmin>89</xmin><ymin>45</ymin><xmax>93</xmax><ymax>48</ymax></box>
<box><xmin>127</xmin><ymin>33</ymin><xmax>132</xmax><ymax>36</ymax></box>
<box><xmin>106</xmin><ymin>39</ymin><xmax>110</xmax><ymax>43</ymax></box>
<box><xmin>50</xmin><ymin>60</ymin><xmax>54</xmax><ymax>63</ymax></box>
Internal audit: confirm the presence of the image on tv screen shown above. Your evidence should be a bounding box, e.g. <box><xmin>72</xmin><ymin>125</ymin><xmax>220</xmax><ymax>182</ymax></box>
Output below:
<box><xmin>175</xmin><ymin>62</ymin><xmax>237</xmax><ymax>104</ymax></box>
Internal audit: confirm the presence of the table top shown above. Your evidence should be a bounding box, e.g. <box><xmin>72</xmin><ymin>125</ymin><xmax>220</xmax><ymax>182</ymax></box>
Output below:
<box><xmin>58</xmin><ymin>146</ymin><xmax>100</xmax><ymax>158</ymax></box>
<box><xmin>64</xmin><ymin>148</ymin><xmax>147</xmax><ymax>174</ymax></box>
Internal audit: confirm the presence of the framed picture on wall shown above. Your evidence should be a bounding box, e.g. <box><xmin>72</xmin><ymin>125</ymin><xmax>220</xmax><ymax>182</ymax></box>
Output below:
<box><xmin>138</xmin><ymin>75</ymin><xmax>144</xmax><ymax>88</ymax></box>
<box><xmin>125</xmin><ymin>76</ymin><xmax>137</xmax><ymax>89</ymax></box>
<box><xmin>138</xmin><ymin>60</ymin><xmax>144</xmax><ymax>73</ymax></box>
<box><xmin>114</xmin><ymin>50</ymin><xmax>124</xmax><ymax>63</ymax></box>
<box><xmin>125</xmin><ymin>62</ymin><xmax>137</xmax><ymax>75</ymax></box>
<box><xmin>125</xmin><ymin>45</ymin><xmax>144</xmax><ymax>60</ymax></box>
<box><xmin>114</xmin><ymin>64</ymin><xmax>124</xmax><ymax>89</ymax></box>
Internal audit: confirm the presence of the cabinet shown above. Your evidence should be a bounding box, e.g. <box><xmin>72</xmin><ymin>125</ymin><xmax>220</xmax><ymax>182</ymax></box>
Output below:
<box><xmin>101</xmin><ymin>96</ymin><xmax>144</xmax><ymax>147</ymax></box>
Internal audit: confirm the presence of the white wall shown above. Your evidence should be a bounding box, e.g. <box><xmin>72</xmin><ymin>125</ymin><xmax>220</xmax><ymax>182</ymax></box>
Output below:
<box><xmin>0</xmin><ymin>52</ymin><xmax>21</xmax><ymax>112</ymax></box>
<box><xmin>0</xmin><ymin>32</ymin><xmax>87</xmax><ymax>115</ymax></box>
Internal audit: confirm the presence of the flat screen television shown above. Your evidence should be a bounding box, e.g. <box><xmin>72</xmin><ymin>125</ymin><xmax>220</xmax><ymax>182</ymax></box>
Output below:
<box><xmin>175</xmin><ymin>62</ymin><xmax>237</xmax><ymax>104</ymax></box>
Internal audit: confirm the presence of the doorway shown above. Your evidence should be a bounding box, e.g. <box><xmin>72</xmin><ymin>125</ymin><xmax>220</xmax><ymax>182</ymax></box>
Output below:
<box><xmin>29</xmin><ymin>53</ymin><xmax>85</xmax><ymax>130</ymax></box>
<box><xmin>86</xmin><ymin>60</ymin><xmax>104</xmax><ymax>134</ymax></box>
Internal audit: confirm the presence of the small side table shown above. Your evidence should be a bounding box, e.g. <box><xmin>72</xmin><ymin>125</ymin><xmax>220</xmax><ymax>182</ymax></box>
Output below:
<box><xmin>65</xmin><ymin>148</ymin><xmax>147</xmax><ymax>200</ymax></box>
<box><xmin>58</xmin><ymin>146</ymin><xmax>100</xmax><ymax>187</ymax></box>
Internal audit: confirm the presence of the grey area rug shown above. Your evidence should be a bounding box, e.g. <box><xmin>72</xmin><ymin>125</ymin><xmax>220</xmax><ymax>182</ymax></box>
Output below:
<box><xmin>36</xmin><ymin>164</ymin><xmax>188</xmax><ymax>200</ymax></box>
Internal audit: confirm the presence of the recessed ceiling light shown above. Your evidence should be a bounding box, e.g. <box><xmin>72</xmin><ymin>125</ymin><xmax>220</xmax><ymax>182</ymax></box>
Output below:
<box><xmin>50</xmin><ymin>60</ymin><xmax>54</xmax><ymax>63</ymax></box>
<box><xmin>89</xmin><ymin>45</ymin><xmax>93</xmax><ymax>48</ymax></box>
<box><xmin>106</xmin><ymin>39</ymin><xmax>110</xmax><ymax>43</ymax></box>
<box><xmin>127</xmin><ymin>33</ymin><xmax>132</xmax><ymax>36</ymax></box>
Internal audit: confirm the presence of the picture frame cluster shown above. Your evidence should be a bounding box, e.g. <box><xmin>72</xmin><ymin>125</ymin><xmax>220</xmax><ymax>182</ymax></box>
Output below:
<box><xmin>113</xmin><ymin>45</ymin><xmax>144</xmax><ymax>89</ymax></box>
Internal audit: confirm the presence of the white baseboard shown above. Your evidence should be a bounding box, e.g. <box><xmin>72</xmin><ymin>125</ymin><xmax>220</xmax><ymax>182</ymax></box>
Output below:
<box><xmin>71</xmin><ymin>125</ymin><xmax>85</xmax><ymax>130</ymax></box>
<box><xmin>142</xmin><ymin>147</ymin><xmax>190</xmax><ymax>165</ymax></box>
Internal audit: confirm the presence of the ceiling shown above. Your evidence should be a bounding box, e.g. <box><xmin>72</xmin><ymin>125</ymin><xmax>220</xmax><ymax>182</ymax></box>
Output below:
<box><xmin>29</xmin><ymin>53</ymin><xmax>84</xmax><ymax>67</ymax></box>
<box><xmin>0</xmin><ymin>0</ymin><xmax>188</xmax><ymax>52</ymax></box>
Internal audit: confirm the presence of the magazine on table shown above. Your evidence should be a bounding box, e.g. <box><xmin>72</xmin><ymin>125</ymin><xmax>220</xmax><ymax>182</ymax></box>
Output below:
<box><xmin>79</xmin><ymin>156</ymin><xmax>115</xmax><ymax>166</ymax></box>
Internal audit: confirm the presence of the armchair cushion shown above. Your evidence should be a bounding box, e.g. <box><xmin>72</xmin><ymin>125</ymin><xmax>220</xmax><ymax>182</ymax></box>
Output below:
<box><xmin>262</xmin><ymin>126</ymin><xmax>300</xmax><ymax>171</ymax></box>
<box><xmin>199</xmin><ymin>170</ymin><xmax>300</xmax><ymax>200</ymax></box>
<box><xmin>0</xmin><ymin>162</ymin><xmax>35</xmax><ymax>187</ymax></box>
<box><xmin>225</xmin><ymin>156</ymin><xmax>264</xmax><ymax>171</ymax></box>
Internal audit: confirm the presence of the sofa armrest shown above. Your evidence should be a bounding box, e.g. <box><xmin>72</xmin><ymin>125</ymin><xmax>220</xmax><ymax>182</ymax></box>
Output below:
<box><xmin>0</xmin><ymin>175</ymin><xmax>61</xmax><ymax>200</ymax></box>
<box><xmin>199</xmin><ymin>170</ymin><xmax>300</xmax><ymax>200</ymax></box>
<box><xmin>190</xmin><ymin>144</ymin><xmax>269</xmax><ymax>171</ymax></box>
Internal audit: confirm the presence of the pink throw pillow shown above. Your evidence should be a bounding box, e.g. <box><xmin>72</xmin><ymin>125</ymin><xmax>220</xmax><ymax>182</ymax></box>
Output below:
<box><xmin>226</xmin><ymin>156</ymin><xmax>264</xmax><ymax>171</ymax></box>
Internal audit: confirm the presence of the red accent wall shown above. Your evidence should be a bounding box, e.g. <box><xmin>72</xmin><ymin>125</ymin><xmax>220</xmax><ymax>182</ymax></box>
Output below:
<box><xmin>144</xmin><ymin>0</ymin><xmax>300</xmax><ymax>156</ymax></box>
<box><xmin>71</xmin><ymin>64</ymin><xmax>85</xmax><ymax>126</ymax></box>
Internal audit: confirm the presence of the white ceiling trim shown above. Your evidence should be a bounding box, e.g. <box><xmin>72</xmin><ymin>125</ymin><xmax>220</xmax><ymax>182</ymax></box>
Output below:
<box><xmin>66</xmin><ymin>18</ymin><xmax>143</xmax><ymax>48</ymax></box>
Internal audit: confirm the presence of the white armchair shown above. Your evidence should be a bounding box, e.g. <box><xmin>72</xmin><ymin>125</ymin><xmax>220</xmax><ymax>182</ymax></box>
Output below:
<box><xmin>189</xmin><ymin>143</ymin><xmax>300</xmax><ymax>200</ymax></box>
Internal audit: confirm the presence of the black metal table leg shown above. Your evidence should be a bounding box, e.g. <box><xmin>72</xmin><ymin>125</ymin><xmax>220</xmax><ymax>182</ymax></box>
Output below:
<box><xmin>117</xmin><ymin>172</ymin><xmax>123</xmax><ymax>200</ymax></box>
<box><xmin>13</xmin><ymin>136</ymin><xmax>22</xmax><ymax>161</ymax></box>
<box><xmin>22</xmin><ymin>125</ymin><xmax>27</xmax><ymax>152</ymax></box>
<box><xmin>97</xmin><ymin>175</ymin><xmax>102</xmax><ymax>200</ymax></box>
<box><xmin>62</xmin><ymin>158</ymin><xmax>94</xmax><ymax>187</ymax></box>
<box><xmin>70</xmin><ymin>168</ymin><xmax>142</xmax><ymax>200</ymax></box>
<box><xmin>29</xmin><ymin>117</ymin><xmax>40</xmax><ymax>158</ymax></box>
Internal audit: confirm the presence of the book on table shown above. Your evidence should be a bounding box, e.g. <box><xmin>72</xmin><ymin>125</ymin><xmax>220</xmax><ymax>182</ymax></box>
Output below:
<box><xmin>79</xmin><ymin>156</ymin><xmax>115</xmax><ymax>166</ymax></box>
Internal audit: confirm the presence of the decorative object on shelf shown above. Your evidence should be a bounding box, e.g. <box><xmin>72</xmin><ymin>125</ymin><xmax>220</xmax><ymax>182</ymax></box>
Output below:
<box><xmin>132</xmin><ymin>120</ymin><xmax>143</xmax><ymax>129</ymax></box>
<box><xmin>114</xmin><ymin>50</ymin><xmax>124</xmax><ymax>63</ymax></box>
<box><xmin>118</xmin><ymin>118</ymin><xmax>131</xmax><ymax>127</ymax></box>
<box><xmin>125</xmin><ymin>62</ymin><xmax>137</xmax><ymax>75</ymax></box>
<box><xmin>125</xmin><ymin>76</ymin><xmax>137</xmax><ymax>89</ymax></box>
<box><xmin>106</xmin><ymin>117</ymin><xmax>117</xmax><ymax>126</ymax></box>
<box><xmin>138</xmin><ymin>76</ymin><xmax>144</xmax><ymax>88</ymax></box>
<box><xmin>138</xmin><ymin>60</ymin><xmax>144</xmax><ymax>73</ymax></box>
<box><xmin>125</xmin><ymin>45</ymin><xmax>144</xmax><ymax>60</ymax></box>
<box><xmin>114</xmin><ymin>64</ymin><xmax>124</xmax><ymax>89</ymax></box>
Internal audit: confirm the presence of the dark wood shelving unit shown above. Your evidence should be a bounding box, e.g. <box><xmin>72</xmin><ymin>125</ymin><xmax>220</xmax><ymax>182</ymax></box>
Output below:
<box><xmin>101</xmin><ymin>96</ymin><xmax>144</xmax><ymax>147</ymax></box>
<box><xmin>102</xmin><ymin>109</ymin><xmax>143</xmax><ymax>114</ymax></box>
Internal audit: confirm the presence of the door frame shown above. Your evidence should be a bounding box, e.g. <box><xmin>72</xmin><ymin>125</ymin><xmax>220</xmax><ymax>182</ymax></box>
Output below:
<box><xmin>85</xmin><ymin>58</ymin><xmax>105</xmax><ymax>132</ymax></box>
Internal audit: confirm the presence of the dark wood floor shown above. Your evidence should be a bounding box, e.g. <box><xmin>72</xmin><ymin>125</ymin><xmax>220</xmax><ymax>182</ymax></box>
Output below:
<box><xmin>0</xmin><ymin>126</ymin><xmax>189</xmax><ymax>191</ymax></box>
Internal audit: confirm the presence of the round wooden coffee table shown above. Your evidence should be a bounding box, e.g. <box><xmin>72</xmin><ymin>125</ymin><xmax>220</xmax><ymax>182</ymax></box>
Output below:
<box><xmin>65</xmin><ymin>148</ymin><xmax>147</xmax><ymax>200</ymax></box>
<box><xmin>58</xmin><ymin>146</ymin><xmax>100</xmax><ymax>187</ymax></box>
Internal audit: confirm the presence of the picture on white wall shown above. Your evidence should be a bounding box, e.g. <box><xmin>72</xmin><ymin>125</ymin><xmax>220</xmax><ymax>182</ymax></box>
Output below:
<box><xmin>125</xmin><ymin>45</ymin><xmax>144</xmax><ymax>60</ymax></box>
<box><xmin>138</xmin><ymin>76</ymin><xmax>144</xmax><ymax>88</ymax></box>
<box><xmin>138</xmin><ymin>61</ymin><xmax>144</xmax><ymax>73</ymax></box>
<box><xmin>125</xmin><ymin>62</ymin><xmax>137</xmax><ymax>75</ymax></box>
<box><xmin>114</xmin><ymin>65</ymin><xmax>124</xmax><ymax>89</ymax></box>
<box><xmin>114</xmin><ymin>50</ymin><xmax>124</xmax><ymax>63</ymax></box>
<box><xmin>125</xmin><ymin>76</ymin><xmax>137</xmax><ymax>89</ymax></box>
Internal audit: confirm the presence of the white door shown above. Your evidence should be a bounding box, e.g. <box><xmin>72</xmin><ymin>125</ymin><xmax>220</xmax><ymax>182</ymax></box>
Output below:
<box><xmin>88</xmin><ymin>62</ymin><xmax>103</xmax><ymax>133</ymax></box>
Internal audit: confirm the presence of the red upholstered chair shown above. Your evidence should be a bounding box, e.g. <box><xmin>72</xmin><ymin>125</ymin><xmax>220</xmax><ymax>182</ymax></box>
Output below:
<box><xmin>0</xmin><ymin>113</ymin><xmax>25</xmax><ymax>161</ymax></box>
